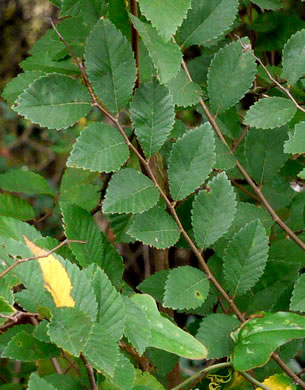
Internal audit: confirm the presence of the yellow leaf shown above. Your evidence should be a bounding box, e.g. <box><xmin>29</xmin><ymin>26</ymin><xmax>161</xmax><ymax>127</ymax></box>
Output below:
<box><xmin>24</xmin><ymin>236</ymin><xmax>75</xmax><ymax>308</ymax></box>
<box><xmin>256</xmin><ymin>374</ymin><xmax>296</xmax><ymax>390</ymax></box>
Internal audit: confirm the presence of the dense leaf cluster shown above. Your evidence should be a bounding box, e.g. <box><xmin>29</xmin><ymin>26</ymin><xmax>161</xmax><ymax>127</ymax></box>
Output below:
<box><xmin>2</xmin><ymin>0</ymin><xmax>305</xmax><ymax>389</ymax></box>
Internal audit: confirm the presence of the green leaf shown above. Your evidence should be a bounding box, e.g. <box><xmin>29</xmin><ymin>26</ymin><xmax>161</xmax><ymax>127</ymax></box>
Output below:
<box><xmin>13</xmin><ymin>74</ymin><xmax>91</xmax><ymax>130</ymax></box>
<box><xmin>91</xmin><ymin>268</ymin><xmax>125</xmax><ymax>341</ymax></box>
<box><xmin>113</xmin><ymin>352</ymin><xmax>135</xmax><ymax>390</ymax></box>
<box><xmin>103</xmin><ymin>168</ymin><xmax>159</xmax><ymax>214</ymax></box>
<box><xmin>0</xmin><ymin>217</ymin><xmax>41</xmax><ymax>242</ymax></box>
<box><xmin>177</xmin><ymin>0</ymin><xmax>239</xmax><ymax>48</ymax></box>
<box><xmin>85</xmin><ymin>19</ymin><xmax>136</xmax><ymax>113</ymax></box>
<box><xmin>61</xmin><ymin>203</ymin><xmax>124</xmax><ymax>286</ymax></box>
<box><xmin>244</xmin><ymin>97</ymin><xmax>297</xmax><ymax>129</ymax></box>
<box><xmin>138</xmin><ymin>0</ymin><xmax>191</xmax><ymax>41</ymax></box>
<box><xmin>60</xmin><ymin>168</ymin><xmax>100</xmax><ymax>212</ymax></box>
<box><xmin>134</xmin><ymin>370</ymin><xmax>165</xmax><ymax>390</ymax></box>
<box><xmin>147</xmin><ymin>349</ymin><xmax>179</xmax><ymax>376</ymax></box>
<box><xmin>163</xmin><ymin>266</ymin><xmax>209</xmax><ymax>310</ymax></box>
<box><xmin>223</xmin><ymin>220</ymin><xmax>269</xmax><ymax>297</ymax></box>
<box><xmin>214</xmin><ymin>138</ymin><xmax>235</xmax><ymax>170</ymax></box>
<box><xmin>168</xmin><ymin>124</ymin><xmax>215</xmax><ymax>200</ymax></box>
<box><xmin>131</xmin><ymin>294</ymin><xmax>207</xmax><ymax>359</ymax></box>
<box><xmin>138</xmin><ymin>270</ymin><xmax>169</xmax><ymax>303</ymax></box>
<box><xmin>251</xmin><ymin>0</ymin><xmax>283</xmax><ymax>10</ymax></box>
<box><xmin>0</xmin><ymin>194</ymin><xmax>35</xmax><ymax>220</ymax></box>
<box><xmin>20</xmin><ymin>53</ymin><xmax>80</xmax><ymax>75</ymax></box>
<box><xmin>128</xmin><ymin>206</ymin><xmax>180</xmax><ymax>249</ymax></box>
<box><xmin>0</xmin><ymin>169</ymin><xmax>54</xmax><ymax>196</ymax></box>
<box><xmin>129</xmin><ymin>15</ymin><xmax>182</xmax><ymax>84</ymax></box>
<box><xmin>192</xmin><ymin>172</ymin><xmax>237</xmax><ymax>248</ymax></box>
<box><xmin>80</xmin><ymin>0</ymin><xmax>106</xmax><ymax>28</ymax></box>
<box><xmin>245</xmin><ymin>127</ymin><xmax>289</xmax><ymax>184</ymax></box>
<box><xmin>2</xmin><ymin>331</ymin><xmax>59</xmax><ymax>361</ymax></box>
<box><xmin>130</xmin><ymin>79</ymin><xmax>175</xmax><ymax>157</ymax></box>
<box><xmin>67</xmin><ymin>122</ymin><xmax>129</xmax><ymax>173</ymax></box>
<box><xmin>196</xmin><ymin>314</ymin><xmax>240</xmax><ymax>359</ymax></box>
<box><xmin>28</xmin><ymin>374</ymin><xmax>57</xmax><ymax>390</ymax></box>
<box><xmin>232</xmin><ymin>312</ymin><xmax>305</xmax><ymax>370</ymax></box>
<box><xmin>208</xmin><ymin>39</ymin><xmax>257</xmax><ymax>114</ymax></box>
<box><xmin>290</xmin><ymin>274</ymin><xmax>305</xmax><ymax>312</ymax></box>
<box><xmin>60</xmin><ymin>0</ymin><xmax>81</xmax><ymax>16</ymax></box>
<box><xmin>123</xmin><ymin>296</ymin><xmax>152</xmax><ymax>355</ymax></box>
<box><xmin>83</xmin><ymin>323</ymin><xmax>119</xmax><ymax>378</ymax></box>
<box><xmin>29</xmin><ymin>17</ymin><xmax>90</xmax><ymax>60</ymax></box>
<box><xmin>284</xmin><ymin>121</ymin><xmax>305</xmax><ymax>154</ymax></box>
<box><xmin>48</xmin><ymin>307</ymin><xmax>92</xmax><ymax>357</ymax></box>
<box><xmin>2</xmin><ymin>71</ymin><xmax>45</xmax><ymax>104</ymax></box>
<box><xmin>166</xmin><ymin>68</ymin><xmax>202</xmax><ymax>107</ymax></box>
<box><xmin>283</xmin><ymin>29</ymin><xmax>305</xmax><ymax>85</ymax></box>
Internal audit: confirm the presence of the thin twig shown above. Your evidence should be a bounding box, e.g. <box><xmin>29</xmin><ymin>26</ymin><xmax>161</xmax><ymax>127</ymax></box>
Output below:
<box><xmin>0</xmin><ymin>239</ymin><xmax>86</xmax><ymax>279</ymax></box>
<box><xmin>239</xmin><ymin>371</ymin><xmax>273</xmax><ymax>390</ymax></box>
<box><xmin>80</xmin><ymin>354</ymin><xmax>98</xmax><ymax>390</ymax></box>
<box><xmin>171</xmin><ymin>362</ymin><xmax>232</xmax><ymax>390</ymax></box>
<box><xmin>51</xmin><ymin>358</ymin><xmax>63</xmax><ymax>375</ymax></box>
<box><xmin>237</xmin><ymin>36</ymin><xmax>305</xmax><ymax>114</ymax></box>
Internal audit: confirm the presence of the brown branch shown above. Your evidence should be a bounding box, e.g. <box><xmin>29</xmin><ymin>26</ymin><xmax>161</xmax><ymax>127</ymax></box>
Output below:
<box><xmin>80</xmin><ymin>354</ymin><xmax>98</xmax><ymax>390</ymax></box>
<box><xmin>51</xmin><ymin>358</ymin><xmax>63</xmax><ymax>375</ymax></box>
<box><xmin>0</xmin><ymin>239</ymin><xmax>86</xmax><ymax>279</ymax></box>
<box><xmin>181</xmin><ymin>58</ymin><xmax>305</xmax><ymax>389</ymax></box>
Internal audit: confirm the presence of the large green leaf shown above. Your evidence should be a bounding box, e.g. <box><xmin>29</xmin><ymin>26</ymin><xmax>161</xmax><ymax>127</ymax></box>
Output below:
<box><xmin>128</xmin><ymin>206</ymin><xmax>180</xmax><ymax>249</ymax></box>
<box><xmin>61</xmin><ymin>203</ymin><xmax>124</xmax><ymax>286</ymax></box>
<box><xmin>0</xmin><ymin>169</ymin><xmax>54</xmax><ymax>196</ymax></box>
<box><xmin>129</xmin><ymin>15</ymin><xmax>182</xmax><ymax>84</ymax></box>
<box><xmin>13</xmin><ymin>74</ymin><xmax>91</xmax><ymax>130</ymax></box>
<box><xmin>196</xmin><ymin>314</ymin><xmax>240</xmax><ymax>359</ymax></box>
<box><xmin>177</xmin><ymin>0</ymin><xmax>239</xmax><ymax>48</ymax></box>
<box><xmin>208</xmin><ymin>39</ymin><xmax>257</xmax><ymax>114</ymax></box>
<box><xmin>283</xmin><ymin>29</ymin><xmax>305</xmax><ymax>85</ymax></box>
<box><xmin>113</xmin><ymin>353</ymin><xmax>135</xmax><ymax>390</ymax></box>
<box><xmin>166</xmin><ymin>68</ymin><xmax>202</xmax><ymax>107</ymax></box>
<box><xmin>91</xmin><ymin>268</ymin><xmax>125</xmax><ymax>341</ymax></box>
<box><xmin>192</xmin><ymin>172</ymin><xmax>237</xmax><ymax>249</ymax></box>
<box><xmin>48</xmin><ymin>307</ymin><xmax>92</xmax><ymax>356</ymax></box>
<box><xmin>103</xmin><ymin>168</ymin><xmax>159</xmax><ymax>214</ymax></box>
<box><xmin>244</xmin><ymin>97</ymin><xmax>297</xmax><ymax>129</ymax></box>
<box><xmin>130</xmin><ymin>80</ymin><xmax>175</xmax><ymax>157</ymax></box>
<box><xmin>223</xmin><ymin>220</ymin><xmax>269</xmax><ymax>297</ymax></box>
<box><xmin>284</xmin><ymin>121</ymin><xmax>305</xmax><ymax>154</ymax></box>
<box><xmin>290</xmin><ymin>274</ymin><xmax>305</xmax><ymax>312</ymax></box>
<box><xmin>245</xmin><ymin>127</ymin><xmax>289</xmax><ymax>185</ymax></box>
<box><xmin>232</xmin><ymin>312</ymin><xmax>305</xmax><ymax>370</ymax></box>
<box><xmin>29</xmin><ymin>17</ymin><xmax>90</xmax><ymax>60</ymax></box>
<box><xmin>83</xmin><ymin>323</ymin><xmax>119</xmax><ymax>378</ymax></box>
<box><xmin>85</xmin><ymin>19</ymin><xmax>136</xmax><ymax>113</ymax></box>
<box><xmin>28</xmin><ymin>374</ymin><xmax>57</xmax><ymax>390</ymax></box>
<box><xmin>59</xmin><ymin>168</ymin><xmax>100</xmax><ymax>211</ymax></box>
<box><xmin>123</xmin><ymin>296</ymin><xmax>151</xmax><ymax>355</ymax></box>
<box><xmin>0</xmin><ymin>194</ymin><xmax>35</xmax><ymax>221</ymax></box>
<box><xmin>2</xmin><ymin>71</ymin><xmax>45</xmax><ymax>104</ymax></box>
<box><xmin>2</xmin><ymin>331</ymin><xmax>59</xmax><ymax>361</ymax></box>
<box><xmin>168</xmin><ymin>124</ymin><xmax>215</xmax><ymax>200</ymax></box>
<box><xmin>163</xmin><ymin>266</ymin><xmax>209</xmax><ymax>310</ymax></box>
<box><xmin>80</xmin><ymin>0</ymin><xmax>106</xmax><ymax>28</ymax></box>
<box><xmin>20</xmin><ymin>53</ymin><xmax>80</xmax><ymax>75</ymax></box>
<box><xmin>250</xmin><ymin>0</ymin><xmax>283</xmax><ymax>10</ymax></box>
<box><xmin>138</xmin><ymin>270</ymin><xmax>169</xmax><ymax>303</ymax></box>
<box><xmin>138</xmin><ymin>0</ymin><xmax>191</xmax><ymax>41</ymax></box>
<box><xmin>67</xmin><ymin>122</ymin><xmax>129</xmax><ymax>172</ymax></box>
<box><xmin>131</xmin><ymin>294</ymin><xmax>207</xmax><ymax>359</ymax></box>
